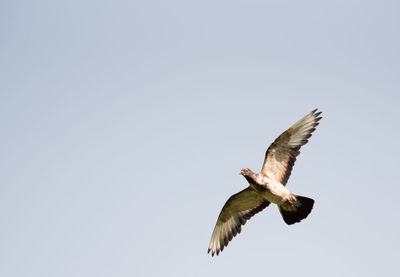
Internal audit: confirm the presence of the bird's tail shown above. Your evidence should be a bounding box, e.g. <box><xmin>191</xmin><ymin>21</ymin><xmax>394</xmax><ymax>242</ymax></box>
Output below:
<box><xmin>278</xmin><ymin>195</ymin><xmax>314</xmax><ymax>225</ymax></box>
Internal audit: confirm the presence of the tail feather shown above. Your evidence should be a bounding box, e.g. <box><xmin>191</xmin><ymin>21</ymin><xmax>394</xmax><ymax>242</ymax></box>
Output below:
<box><xmin>279</xmin><ymin>195</ymin><xmax>314</xmax><ymax>225</ymax></box>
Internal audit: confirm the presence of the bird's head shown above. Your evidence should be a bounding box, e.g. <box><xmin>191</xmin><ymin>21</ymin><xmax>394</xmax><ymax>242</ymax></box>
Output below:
<box><xmin>240</xmin><ymin>168</ymin><xmax>253</xmax><ymax>176</ymax></box>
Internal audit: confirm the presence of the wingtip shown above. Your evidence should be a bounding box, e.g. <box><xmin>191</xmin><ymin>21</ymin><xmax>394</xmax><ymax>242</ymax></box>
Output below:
<box><xmin>311</xmin><ymin>109</ymin><xmax>322</xmax><ymax>122</ymax></box>
<box><xmin>208</xmin><ymin>247</ymin><xmax>218</xmax><ymax>257</ymax></box>
<box><xmin>311</xmin><ymin>108</ymin><xmax>322</xmax><ymax>115</ymax></box>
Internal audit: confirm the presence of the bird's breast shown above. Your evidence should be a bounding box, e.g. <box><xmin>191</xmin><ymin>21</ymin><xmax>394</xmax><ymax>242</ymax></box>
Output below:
<box><xmin>255</xmin><ymin>176</ymin><xmax>290</xmax><ymax>205</ymax></box>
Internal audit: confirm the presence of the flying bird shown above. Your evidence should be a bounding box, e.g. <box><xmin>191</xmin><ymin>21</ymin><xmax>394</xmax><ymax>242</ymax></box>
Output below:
<box><xmin>207</xmin><ymin>109</ymin><xmax>322</xmax><ymax>256</ymax></box>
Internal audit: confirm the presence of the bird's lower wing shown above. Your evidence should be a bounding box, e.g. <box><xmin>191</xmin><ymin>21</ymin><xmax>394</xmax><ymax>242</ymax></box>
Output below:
<box><xmin>208</xmin><ymin>187</ymin><xmax>270</xmax><ymax>256</ymax></box>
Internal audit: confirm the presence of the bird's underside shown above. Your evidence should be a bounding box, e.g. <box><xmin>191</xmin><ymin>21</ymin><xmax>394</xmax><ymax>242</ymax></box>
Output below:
<box><xmin>208</xmin><ymin>109</ymin><xmax>322</xmax><ymax>256</ymax></box>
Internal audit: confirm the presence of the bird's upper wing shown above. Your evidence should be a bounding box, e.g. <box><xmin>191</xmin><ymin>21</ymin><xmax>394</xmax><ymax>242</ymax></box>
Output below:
<box><xmin>261</xmin><ymin>109</ymin><xmax>322</xmax><ymax>186</ymax></box>
<box><xmin>208</xmin><ymin>187</ymin><xmax>270</xmax><ymax>256</ymax></box>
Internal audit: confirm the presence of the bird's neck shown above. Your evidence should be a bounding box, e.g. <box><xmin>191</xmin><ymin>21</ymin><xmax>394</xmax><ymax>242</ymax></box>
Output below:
<box><xmin>243</xmin><ymin>171</ymin><xmax>257</xmax><ymax>185</ymax></box>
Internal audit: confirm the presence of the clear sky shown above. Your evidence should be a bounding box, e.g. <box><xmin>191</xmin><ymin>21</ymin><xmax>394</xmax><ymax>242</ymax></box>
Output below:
<box><xmin>1</xmin><ymin>1</ymin><xmax>400</xmax><ymax>276</ymax></box>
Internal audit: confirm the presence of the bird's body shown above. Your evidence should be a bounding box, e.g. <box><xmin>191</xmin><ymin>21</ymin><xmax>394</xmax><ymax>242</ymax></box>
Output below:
<box><xmin>208</xmin><ymin>109</ymin><xmax>322</xmax><ymax>256</ymax></box>
<box><xmin>243</xmin><ymin>169</ymin><xmax>291</xmax><ymax>205</ymax></box>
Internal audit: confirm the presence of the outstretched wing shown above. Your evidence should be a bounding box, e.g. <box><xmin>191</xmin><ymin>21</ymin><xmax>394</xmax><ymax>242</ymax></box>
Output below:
<box><xmin>261</xmin><ymin>109</ymin><xmax>322</xmax><ymax>186</ymax></box>
<box><xmin>208</xmin><ymin>187</ymin><xmax>270</xmax><ymax>256</ymax></box>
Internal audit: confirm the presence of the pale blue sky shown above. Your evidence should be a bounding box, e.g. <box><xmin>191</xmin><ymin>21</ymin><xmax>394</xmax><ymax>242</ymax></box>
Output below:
<box><xmin>1</xmin><ymin>1</ymin><xmax>400</xmax><ymax>276</ymax></box>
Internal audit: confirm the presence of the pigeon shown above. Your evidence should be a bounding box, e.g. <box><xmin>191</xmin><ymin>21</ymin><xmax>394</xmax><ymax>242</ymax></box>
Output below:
<box><xmin>207</xmin><ymin>109</ymin><xmax>322</xmax><ymax>256</ymax></box>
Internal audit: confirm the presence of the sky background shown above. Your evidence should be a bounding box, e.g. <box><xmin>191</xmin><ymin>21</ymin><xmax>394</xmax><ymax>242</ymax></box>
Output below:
<box><xmin>1</xmin><ymin>1</ymin><xmax>400</xmax><ymax>276</ymax></box>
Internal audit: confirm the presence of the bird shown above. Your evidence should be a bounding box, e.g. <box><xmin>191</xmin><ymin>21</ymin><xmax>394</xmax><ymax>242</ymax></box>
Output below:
<box><xmin>207</xmin><ymin>109</ymin><xmax>322</xmax><ymax>256</ymax></box>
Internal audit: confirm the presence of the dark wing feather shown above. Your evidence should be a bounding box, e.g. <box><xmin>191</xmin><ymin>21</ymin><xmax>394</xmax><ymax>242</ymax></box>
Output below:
<box><xmin>261</xmin><ymin>109</ymin><xmax>322</xmax><ymax>186</ymax></box>
<box><xmin>207</xmin><ymin>187</ymin><xmax>270</xmax><ymax>256</ymax></box>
